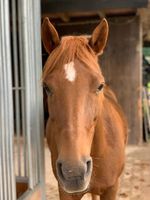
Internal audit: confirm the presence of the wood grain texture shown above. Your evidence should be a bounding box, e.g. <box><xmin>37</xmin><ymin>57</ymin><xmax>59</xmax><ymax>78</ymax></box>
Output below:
<box><xmin>100</xmin><ymin>16</ymin><xmax>142</xmax><ymax>144</ymax></box>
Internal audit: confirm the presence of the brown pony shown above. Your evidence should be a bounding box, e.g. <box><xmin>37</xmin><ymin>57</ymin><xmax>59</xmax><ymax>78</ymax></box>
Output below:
<box><xmin>42</xmin><ymin>17</ymin><xmax>127</xmax><ymax>200</ymax></box>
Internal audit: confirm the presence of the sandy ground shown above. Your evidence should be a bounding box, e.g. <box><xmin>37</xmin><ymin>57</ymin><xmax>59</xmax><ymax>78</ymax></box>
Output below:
<box><xmin>45</xmin><ymin>143</ymin><xmax>150</xmax><ymax>200</ymax></box>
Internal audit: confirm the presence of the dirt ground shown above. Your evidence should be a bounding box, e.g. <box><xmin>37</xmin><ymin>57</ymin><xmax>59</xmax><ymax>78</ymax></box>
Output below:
<box><xmin>45</xmin><ymin>143</ymin><xmax>150</xmax><ymax>200</ymax></box>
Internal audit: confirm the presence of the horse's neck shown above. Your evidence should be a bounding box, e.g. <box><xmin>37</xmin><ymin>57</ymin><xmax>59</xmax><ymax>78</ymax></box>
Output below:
<box><xmin>91</xmin><ymin>94</ymin><xmax>125</xmax><ymax>156</ymax></box>
<box><xmin>91</xmin><ymin>116</ymin><xmax>106</xmax><ymax>156</ymax></box>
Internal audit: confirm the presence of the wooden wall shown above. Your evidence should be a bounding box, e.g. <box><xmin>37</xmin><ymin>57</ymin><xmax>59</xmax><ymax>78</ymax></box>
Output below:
<box><xmin>100</xmin><ymin>16</ymin><xmax>143</xmax><ymax>144</ymax></box>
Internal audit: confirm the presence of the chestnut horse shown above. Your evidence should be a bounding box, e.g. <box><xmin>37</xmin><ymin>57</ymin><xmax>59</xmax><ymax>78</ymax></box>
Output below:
<box><xmin>42</xmin><ymin>17</ymin><xmax>127</xmax><ymax>200</ymax></box>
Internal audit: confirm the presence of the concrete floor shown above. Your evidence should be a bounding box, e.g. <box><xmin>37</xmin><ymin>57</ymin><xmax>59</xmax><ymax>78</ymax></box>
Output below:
<box><xmin>45</xmin><ymin>143</ymin><xmax>150</xmax><ymax>200</ymax></box>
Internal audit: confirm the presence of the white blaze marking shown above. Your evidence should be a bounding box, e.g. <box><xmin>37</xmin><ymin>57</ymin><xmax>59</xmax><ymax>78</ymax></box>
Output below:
<box><xmin>64</xmin><ymin>61</ymin><xmax>76</xmax><ymax>82</ymax></box>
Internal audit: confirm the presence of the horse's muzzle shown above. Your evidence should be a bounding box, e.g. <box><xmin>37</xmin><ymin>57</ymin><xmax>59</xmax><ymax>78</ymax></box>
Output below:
<box><xmin>56</xmin><ymin>157</ymin><xmax>92</xmax><ymax>193</ymax></box>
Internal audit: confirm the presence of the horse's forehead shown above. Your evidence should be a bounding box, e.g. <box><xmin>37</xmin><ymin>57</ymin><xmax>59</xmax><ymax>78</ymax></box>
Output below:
<box><xmin>45</xmin><ymin>58</ymin><xmax>103</xmax><ymax>86</ymax></box>
<box><xmin>62</xmin><ymin>60</ymin><xmax>94</xmax><ymax>83</ymax></box>
<box><xmin>64</xmin><ymin>61</ymin><xmax>76</xmax><ymax>82</ymax></box>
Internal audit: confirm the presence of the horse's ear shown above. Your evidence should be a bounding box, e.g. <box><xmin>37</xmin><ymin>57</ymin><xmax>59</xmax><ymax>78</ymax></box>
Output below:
<box><xmin>89</xmin><ymin>18</ymin><xmax>109</xmax><ymax>55</ymax></box>
<box><xmin>42</xmin><ymin>17</ymin><xmax>60</xmax><ymax>54</ymax></box>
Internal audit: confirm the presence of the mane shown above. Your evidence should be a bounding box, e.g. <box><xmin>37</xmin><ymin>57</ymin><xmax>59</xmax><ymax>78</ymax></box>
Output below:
<box><xmin>42</xmin><ymin>36</ymin><xmax>102</xmax><ymax>80</ymax></box>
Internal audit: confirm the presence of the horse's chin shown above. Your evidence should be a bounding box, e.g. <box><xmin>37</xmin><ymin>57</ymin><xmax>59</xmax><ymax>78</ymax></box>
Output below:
<box><xmin>60</xmin><ymin>181</ymin><xmax>90</xmax><ymax>194</ymax></box>
<box><xmin>58</xmin><ymin>174</ymin><xmax>91</xmax><ymax>194</ymax></box>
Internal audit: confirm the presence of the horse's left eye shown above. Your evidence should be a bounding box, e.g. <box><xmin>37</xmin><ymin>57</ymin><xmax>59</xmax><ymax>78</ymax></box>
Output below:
<box><xmin>43</xmin><ymin>84</ymin><xmax>53</xmax><ymax>96</ymax></box>
<box><xmin>96</xmin><ymin>83</ymin><xmax>104</xmax><ymax>94</ymax></box>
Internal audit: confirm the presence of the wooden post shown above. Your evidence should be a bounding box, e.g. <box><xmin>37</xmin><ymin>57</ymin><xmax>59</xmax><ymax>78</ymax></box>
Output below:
<box><xmin>101</xmin><ymin>16</ymin><xmax>143</xmax><ymax>144</ymax></box>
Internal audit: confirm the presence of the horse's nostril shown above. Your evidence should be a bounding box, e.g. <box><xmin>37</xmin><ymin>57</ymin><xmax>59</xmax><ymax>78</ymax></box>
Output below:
<box><xmin>57</xmin><ymin>161</ymin><xmax>64</xmax><ymax>180</ymax></box>
<box><xmin>86</xmin><ymin>158</ymin><xmax>92</xmax><ymax>175</ymax></box>
<box><xmin>57</xmin><ymin>161</ymin><xmax>62</xmax><ymax>169</ymax></box>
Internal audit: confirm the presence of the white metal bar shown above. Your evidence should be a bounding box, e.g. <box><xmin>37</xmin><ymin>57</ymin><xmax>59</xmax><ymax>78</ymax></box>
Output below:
<box><xmin>28</xmin><ymin>0</ymin><xmax>37</xmax><ymax>186</ymax></box>
<box><xmin>11</xmin><ymin>0</ymin><xmax>22</xmax><ymax>177</ymax></box>
<box><xmin>0</xmin><ymin>0</ymin><xmax>16</xmax><ymax>199</ymax></box>
<box><xmin>21</xmin><ymin>0</ymin><xmax>34</xmax><ymax>189</ymax></box>
<box><xmin>32</xmin><ymin>0</ymin><xmax>45</xmax><ymax>195</ymax></box>
<box><xmin>0</xmin><ymin>0</ymin><xmax>8</xmax><ymax>197</ymax></box>
<box><xmin>17</xmin><ymin>0</ymin><xmax>28</xmax><ymax>177</ymax></box>
<box><xmin>20</xmin><ymin>0</ymin><xmax>45</xmax><ymax>190</ymax></box>
<box><xmin>4</xmin><ymin>0</ymin><xmax>16</xmax><ymax>196</ymax></box>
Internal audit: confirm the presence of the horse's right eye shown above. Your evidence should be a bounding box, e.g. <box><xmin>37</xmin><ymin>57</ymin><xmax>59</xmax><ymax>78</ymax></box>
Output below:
<box><xmin>43</xmin><ymin>84</ymin><xmax>53</xmax><ymax>96</ymax></box>
<box><xmin>96</xmin><ymin>83</ymin><xmax>104</xmax><ymax>95</ymax></box>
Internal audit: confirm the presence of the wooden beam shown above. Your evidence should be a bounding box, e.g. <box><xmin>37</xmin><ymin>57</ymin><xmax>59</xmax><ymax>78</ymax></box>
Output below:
<box><xmin>55</xmin><ymin>20</ymin><xmax>100</xmax><ymax>36</ymax></box>
<box><xmin>42</xmin><ymin>0</ymin><xmax>148</xmax><ymax>14</ymax></box>
<box><xmin>16</xmin><ymin>182</ymin><xmax>28</xmax><ymax>198</ymax></box>
<box><xmin>16</xmin><ymin>177</ymin><xmax>28</xmax><ymax>198</ymax></box>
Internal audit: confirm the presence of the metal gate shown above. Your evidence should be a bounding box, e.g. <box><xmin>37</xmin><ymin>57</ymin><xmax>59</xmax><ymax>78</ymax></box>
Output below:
<box><xmin>0</xmin><ymin>0</ymin><xmax>45</xmax><ymax>199</ymax></box>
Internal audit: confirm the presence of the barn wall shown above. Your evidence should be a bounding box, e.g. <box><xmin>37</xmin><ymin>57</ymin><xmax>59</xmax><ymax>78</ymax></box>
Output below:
<box><xmin>100</xmin><ymin>16</ymin><xmax>142</xmax><ymax>144</ymax></box>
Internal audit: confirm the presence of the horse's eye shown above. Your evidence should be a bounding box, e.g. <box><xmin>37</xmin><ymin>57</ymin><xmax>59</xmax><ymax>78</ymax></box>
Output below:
<box><xmin>43</xmin><ymin>84</ymin><xmax>53</xmax><ymax>96</ymax></box>
<box><xmin>96</xmin><ymin>83</ymin><xmax>104</xmax><ymax>95</ymax></box>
